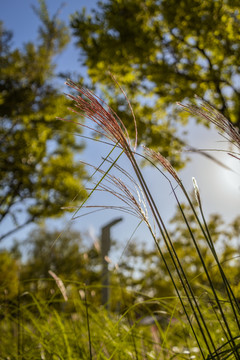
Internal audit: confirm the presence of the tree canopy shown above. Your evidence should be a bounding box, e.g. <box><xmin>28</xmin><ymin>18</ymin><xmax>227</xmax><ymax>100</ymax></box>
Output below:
<box><xmin>119</xmin><ymin>202</ymin><xmax>240</xmax><ymax>302</ymax></box>
<box><xmin>20</xmin><ymin>226</ymin><xmax>101</xmax><ymax>297</ymax></box>
<box><xmin>71</xmin><ymin>0</ymin><xmax>240</xmax><ymax>167</ymax></box>
<box><xmin>0</xmin><ymin>1</ymin><xmax>87</xmax><ymax>242</ymax></box>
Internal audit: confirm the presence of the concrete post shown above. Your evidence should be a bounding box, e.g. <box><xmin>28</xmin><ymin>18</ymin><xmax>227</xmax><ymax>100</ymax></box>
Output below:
<box><xmin>101</xmin><ymin>217</ymin><xmax>123</xmax><ymax>309</ymax></box>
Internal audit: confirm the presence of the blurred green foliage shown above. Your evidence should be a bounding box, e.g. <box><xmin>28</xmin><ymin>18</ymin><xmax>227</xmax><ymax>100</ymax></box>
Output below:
<box><xmin>119</xmin><ymin>203</ymin><xmax>240</xmax><ymax>303</ymax></box>
<box><xmin>20</xmin><ymin>226</ymin><xmax>102</xmax><ymax>301</ymax></box>
<box><xmin>0</xmin><ymin>1</ymin><xmax>87</xmax><ymax>242</ymax></box>
<box><xmin>0</xmin><ymin>251</ymin><xmax>19</xmax><ymax>301</ymax></box>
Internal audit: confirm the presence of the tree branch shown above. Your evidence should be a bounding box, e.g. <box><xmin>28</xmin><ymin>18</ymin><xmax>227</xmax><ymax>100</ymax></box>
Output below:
<box><xmin>0</xmin><ymin>216</ymin><xmax>35</xmax><ymax>242</ymax></box>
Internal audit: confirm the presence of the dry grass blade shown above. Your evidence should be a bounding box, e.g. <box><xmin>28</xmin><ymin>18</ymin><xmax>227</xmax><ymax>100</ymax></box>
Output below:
<box><xmin>80</xmin><ymin>161</ymin><xmax>150</xmax><ymax>225</ymax></box>
<box><xmin>229</xmin><ymin>153</ymin><xmax>240</xmax><ymax>161</ymax></box>
<box><xmin>143</xmin><ymin>146</ymin><xmax>182</xmax><ymax>186</ymax></box>
<box><xmin>109</xmin><ymin>73</ymin><xmax>138</xmax><ymax>151</ymax></box>
<box><xmin>183</xmin><ymin>145</ymin><xmax>237</xmax><ymax>173</ymax></box>
<box><xmin>65</xmin><ymin>80</ymin><xmax>132</xmax><ymax>152</ymax></box>
<box><xmin>177</xmin><ymin>96</ymin><xmax>240</xmax><ymax>152</ymax></box>
<box><xmin>48</xmin><ymin>270</ymin><xmax>68</xmax><ymax>301</ymax></box>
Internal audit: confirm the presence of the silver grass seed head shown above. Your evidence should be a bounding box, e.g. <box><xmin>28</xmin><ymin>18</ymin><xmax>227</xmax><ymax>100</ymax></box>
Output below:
<box><xmin>192</xmin><ymin>177</ymin><xmax>201</xmax><ymax>207</ymax></box>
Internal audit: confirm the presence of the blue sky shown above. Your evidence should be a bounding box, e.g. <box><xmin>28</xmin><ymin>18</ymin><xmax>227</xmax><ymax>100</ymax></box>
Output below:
<box><xmin>1</xmin><ymin>0</ymin><xmax>240</xmax><ymax>261</ymax></box>
<box><xmin>1</xmin><ymin>0</ymin><xmax>98</xmax><ymax>78</ymax></box>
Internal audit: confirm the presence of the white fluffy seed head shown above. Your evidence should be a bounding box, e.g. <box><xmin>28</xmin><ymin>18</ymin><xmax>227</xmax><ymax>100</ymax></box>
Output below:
<box><xmin>192</xmin><ymin>177</ymin><xmax>201</xmax><ymax>207</ymax></box>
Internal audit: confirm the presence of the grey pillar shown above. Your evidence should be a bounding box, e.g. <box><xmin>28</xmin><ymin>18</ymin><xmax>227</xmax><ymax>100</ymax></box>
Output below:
<box><xmin>101</xmin><ymin>217</ymin><xmax>123</xmax><ymax>309</ymax></box>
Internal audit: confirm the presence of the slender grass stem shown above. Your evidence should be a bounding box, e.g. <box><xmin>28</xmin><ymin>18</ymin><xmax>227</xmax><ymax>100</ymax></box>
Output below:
<box><xmin>127</xmin><ymin>149</ymin><xmax>216</xmax><ymax>358</ymax></box>
<box><xmin>83</xmin><ymin>287</ymin><xmax>92</xmax><ymax>360</ymax></box>
<box><xmin>175</xmin><ymin>191</ymin><xmax>239</xmax><ymax>360</ymax></box>
<box><xmin>144</xmin><ymin>155</ymin><xmax>239</xmax><ymax>358</ymax></box>
<box><xmin>199</xmin><ymin>204</ymin><xmax>240</xmax><ymax>319</ymax></box>
<box><xmin>142</xmin><ymin>148</ymin><xmax>239</xmax><ymax>358</ymax></box>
